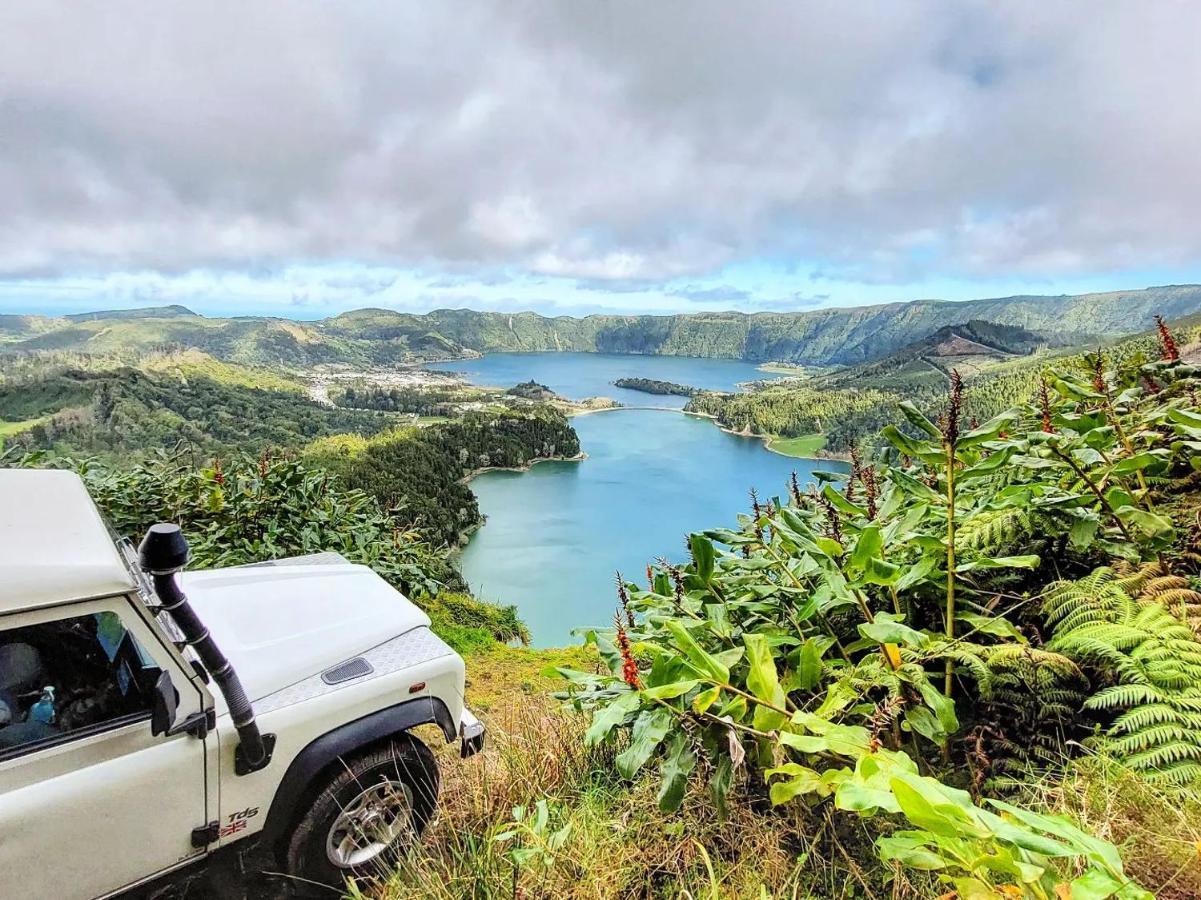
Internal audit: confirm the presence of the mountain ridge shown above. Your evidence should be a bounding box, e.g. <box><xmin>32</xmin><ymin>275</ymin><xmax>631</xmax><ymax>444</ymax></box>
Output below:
<box><xmin>3</xmin><ymin>284</ymin><xmax>1200</xmax><ymax>368</ymax></box>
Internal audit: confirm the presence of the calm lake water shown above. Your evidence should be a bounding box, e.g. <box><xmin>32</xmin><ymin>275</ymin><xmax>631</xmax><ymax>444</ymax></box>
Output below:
<box><xmin>427</xmin><ymin>351</ymin><xmax>776</xmax><ymax>409</ymax></box>
<box><xmin>437</xmin><ymin>353</ymin><xmax>840</xmax><ymax>646</ymax></box>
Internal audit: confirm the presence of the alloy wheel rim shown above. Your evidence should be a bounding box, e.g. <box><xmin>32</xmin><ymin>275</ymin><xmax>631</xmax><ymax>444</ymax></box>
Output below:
<box><xmin>325</xmin><ymin>778</ymin><xmax>415</xmax><ymax>869</ymax></box>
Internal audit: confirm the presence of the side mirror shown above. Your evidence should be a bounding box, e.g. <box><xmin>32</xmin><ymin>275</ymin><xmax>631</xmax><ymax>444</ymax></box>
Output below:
<box><xmin>150</xmin><ymin>670</ymin><xmax>178</xmax><ymax>736</ymax></box>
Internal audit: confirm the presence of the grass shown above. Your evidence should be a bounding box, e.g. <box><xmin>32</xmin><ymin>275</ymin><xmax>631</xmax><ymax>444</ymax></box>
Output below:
<box><xmin>357</xmin><ymin>644</ymin><xmax>1201</xmax><ymax>899</ymax></box>
<box><xmin>0</xmin><ymin>416</ymin><xmax>48</xmax><ymax>448</ymax></box>
<box><xmin>373</xmin><ymin>644</ymin><xmax>932</xmax><ymax>899</ymax></box>
<box><xmin>766</xmin><ymin>432</ymin><xmax>826</xmax><ymax>457</ymax></box>
<box><xmin>1018</xmin><ymin>755</ymin><xmax>1201</xmax><ymax>899</ymax></box>
<box><xmin>139</xmin><ymin>348</ymin><xmax>304</xmax><ymax>393</ymax></box>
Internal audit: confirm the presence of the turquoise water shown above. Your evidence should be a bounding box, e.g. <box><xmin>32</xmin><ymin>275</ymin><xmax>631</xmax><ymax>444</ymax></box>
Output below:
<box><xmin>458</xmin><ymin>408</ymin><xmax>842</xmax><ymax>646</ymax></box>
<box><xmin>436</xmin><ymin>352</ymin><xmax>838</xmax><ymax>646</ymax></box>
<box><xmin>427</xmin><ymin>351</ymin><xmax>777</xmax><ymax>409</ymax></box>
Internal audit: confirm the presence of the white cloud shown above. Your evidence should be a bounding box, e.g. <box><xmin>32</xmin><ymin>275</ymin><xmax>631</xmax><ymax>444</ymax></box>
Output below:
<box><xmin>1</xmin><ymin>1</ymin><xmax>1200</xmax><ymax>310</ymax></box>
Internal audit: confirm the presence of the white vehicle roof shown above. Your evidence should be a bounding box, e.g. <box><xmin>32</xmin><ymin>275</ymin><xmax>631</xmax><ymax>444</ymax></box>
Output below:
<box><xmin>0</xmin><ymin>469</ymin><xmax>135</xmax><ymax>613</ymax></box>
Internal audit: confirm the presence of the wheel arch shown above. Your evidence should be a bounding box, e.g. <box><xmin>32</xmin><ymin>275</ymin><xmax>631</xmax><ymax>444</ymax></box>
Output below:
<box><xmin>260</xmin><ymin>696</ymin><xmax>455</xmax><ymax>847</ymax></box>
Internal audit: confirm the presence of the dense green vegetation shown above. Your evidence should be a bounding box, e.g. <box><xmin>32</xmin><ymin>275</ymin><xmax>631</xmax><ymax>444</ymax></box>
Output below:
<box><xmin>505</xmin><ymin>380</ymin><xmax>560</xmax><ymax>400</ymax></box>
<box><xmin>687</xmin><ymin>313</ymin><xmax>1201</xmax><ymax>454</ymax></box>
<box><xmin>332</xmin><ymin>383</ymin><xmax>466</xmax><ymax>417</ymax></box>
<box><xmin>308</xmin><ymin>409</ymin><xmax>581</xmax><ymax>547</ymax></box>
<box><xmin>0</xmin><ymin>365</ymin><xmax>391</xmax><ymax>454</ymax></box>
<box><xmin>0</xmin><ymin>346</ymin><xmax>581</xmax><ymax>652</ymax></box>
<box><xmin>552</xmin><ymin>321</ymin><xmax>1201</xmax><ymax>898</ymax></box>
<box><xmin>5</xmin><ymin>285</ymin><xmax>1201</xmax><ymax>368</ymax></box>
<box><xmin>612</xmin><ymin>377</ymin><xmax>698</xmax><ymax>397</ymax></box>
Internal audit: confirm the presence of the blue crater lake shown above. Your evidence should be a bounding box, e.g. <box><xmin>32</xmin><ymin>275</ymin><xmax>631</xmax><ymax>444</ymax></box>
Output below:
<box><xmin>436</xmin><ymin>354</ymin><xmax>841</xmax><ymax>647</ymax></box>
<box><xmin>427</xmin><ymin>351</ymin><xmax>777</xmax><ymax>409</ymax></box>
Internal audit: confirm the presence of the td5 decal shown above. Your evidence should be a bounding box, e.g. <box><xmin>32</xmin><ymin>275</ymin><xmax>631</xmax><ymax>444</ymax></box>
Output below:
<box><xmin>219</xmin><ymin>807</ymin><xmax>260</xmax><ymax>839</ymax></box>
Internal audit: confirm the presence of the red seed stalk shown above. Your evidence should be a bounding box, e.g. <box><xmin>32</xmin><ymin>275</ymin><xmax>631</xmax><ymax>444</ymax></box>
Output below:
<box><xmin>614</xmin><ymin>613</ymin><xmax>641</xmax><ymax>690</ymax></box>
<box><xmin>1155</xmin><ymin>314</ymin><xmax>1181</xmax><ymax>363</ymax></box>
<box><xmin>749</xmin><ymin>488</ymin><xmax>765</xmax><ymax>542</ymax></box>
<box><xmin>788</xmin><ymin>471</ymin><xmax>803</xmax><ymax>506</ymax></box>
<box><xmin>211</xmin><ymin>456</ymin><xmax>225</xmax><ymax>486</ymax></box>
<box><xmin>847</xmin><ymin>447</ymin><xmax>862</xmax><ymax>503</ymax></box>
<box><xmin>938</xmin><ymin>369</ymin><xmax>964</xmax><ymax>450</ymax></box>
<box><xmin>1142</xmin><ymin>373</ymin><xmax>1162</xmax><ymax>395</ymax></box>
<box><xmin>816</xmin><ymin>490</ymin><xmax>843</xmax><ymax>545</ymax></box>
<box><xmin>1089</xmin><ymin>350</ymin><xmax>1106</xmax><ymax>394</ymax></box>
<box><xmin>1039</xmin><ymin>378</ymin><xmax>1055</xmax><ymax>433</ymax></box>
<box><xmin>863</xmin><ymin>465</ymin><xmax>879</xmax><ymax>520</ymax></box>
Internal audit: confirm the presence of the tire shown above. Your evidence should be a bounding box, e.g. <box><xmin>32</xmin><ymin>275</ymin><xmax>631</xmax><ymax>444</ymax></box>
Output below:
<box><xmin>282</xmin><ymin>734</ymin><xmax>440</xmax><ymax>890</ymax></box>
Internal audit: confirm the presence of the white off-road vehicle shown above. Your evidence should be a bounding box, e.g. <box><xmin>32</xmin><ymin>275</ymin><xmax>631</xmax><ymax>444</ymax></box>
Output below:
<box><xmin>0</xmin><ymin>469</ymin><xmax>484</xmax><ymax>898</ymax></box>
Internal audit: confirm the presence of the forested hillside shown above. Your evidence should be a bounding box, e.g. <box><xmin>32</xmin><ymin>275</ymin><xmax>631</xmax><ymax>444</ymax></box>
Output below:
<box><xmin>687</xmin><ymin>313</ymin><xmax>1201</xmax><ymax>454</ymax></box>
<box><xmin>5</xmin><ymin>284</ymin><xmax>1201</xmax><ymax>368</ymax></box>
<box><xmin>306</xmin><ymin>409</ymin><xmax>580</xmax><ymax>547</ymax></box>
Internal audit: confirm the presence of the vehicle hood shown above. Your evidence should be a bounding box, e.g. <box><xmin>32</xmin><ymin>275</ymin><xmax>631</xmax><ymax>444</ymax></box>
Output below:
<box><xmin>179</xmin><ymin>560</ymin><xmax>430</xmax><ymax>705</ymax></box>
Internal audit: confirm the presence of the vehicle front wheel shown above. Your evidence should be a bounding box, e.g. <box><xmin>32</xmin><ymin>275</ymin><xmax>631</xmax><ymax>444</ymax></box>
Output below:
<box><xmin>283</xmin><ymin>735</ymin><xmax>440</xmax><ymax>890</ymax></box>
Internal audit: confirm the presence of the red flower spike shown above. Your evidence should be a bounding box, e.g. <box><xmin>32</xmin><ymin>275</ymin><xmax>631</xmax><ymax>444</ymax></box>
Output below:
<box><xmin>1155</xmin><ymin>314</ymin><xmax>1181</xmax><ymax>363</ymax></box>
<box><xmin>614</xmin><ymin>613</ymin><xmax>641</xmax><ymax>690</ymax></box>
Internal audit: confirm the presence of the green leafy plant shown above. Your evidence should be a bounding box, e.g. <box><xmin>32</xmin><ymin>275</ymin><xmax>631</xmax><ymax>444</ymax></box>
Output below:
<box><xmin>560</xmin><ymin>318</ymin><xmax>1201</xmax><ymax>895</ymax></box>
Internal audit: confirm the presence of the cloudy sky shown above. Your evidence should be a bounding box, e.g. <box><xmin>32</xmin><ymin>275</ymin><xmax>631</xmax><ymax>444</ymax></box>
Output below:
<box><xmin>3</xmin><ymin>2</ymin><xmax>1200</xmax><ymax>318</ymax></box>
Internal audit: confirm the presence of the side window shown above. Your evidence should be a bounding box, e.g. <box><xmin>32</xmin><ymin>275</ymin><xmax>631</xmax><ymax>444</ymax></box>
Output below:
<box><xmin>0</xmin><ymin>611</ymin><xmax>161</xmax><ymax>758</ymax></box>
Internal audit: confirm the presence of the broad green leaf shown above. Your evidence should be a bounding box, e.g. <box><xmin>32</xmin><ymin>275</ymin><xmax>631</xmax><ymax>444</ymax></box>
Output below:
<box><xmin>1111</xmin><ymin>451</ymin><xmax>1169</xmax><ymax>476</ymax></box>
<box><xmin>744</xmin><ymin>633</ymin><xmax>788</xmax><ymax>731</ymax></box>
<box><xmin>863</xmin><ymin>556</ymin><xmax>902</xmax><ymax>586</ymax></box>
<box><xmin>881</xmin><ymin>424</ymin><xmax>926</xmax><ymax>459</ymax></box>
<box><xmin>895</xmin><ymin>554</ymin><xmax>939</xmax><ymax>591</ymax></box>
<box><xmin>899</xmin><ymin>400</ymin><xmax>942</xmax><ymax>438</ymax></box>
<box><xmin>615</xmin><ymin>707</ymin><xmax>673</xmax><ymax>779</ymax></box>
<box><xmin>766</xmin><ymin>763</ymin><xmax>830</xmax><ymax>804</ymax></box>
<box><xmin>850</xmin><ymin>524</ymin><xmax>884</xmax><ymax>569</ymax></box>
<box><xmin>875</xmin><ymin>833</ymin><xmax>947</xmax><ymax>871</ymax></box>
<box><xmin>958</xmin><ymin>612</ymin><xmax>1027</xmax><ymax>642</ymax></box>
<box><xmin>958</xmin><ymin>447</ymin><xmax>1015</xmax><ymax>479</ymax></box>
<box><xmin>955</xmin><ymin>553</ymin><xmax>1040</xmax><ymax>572</ymax></box>
<box><xmin>889</xmin><ymin>773</ymin><xmax>981</xmax><ymax>839</ymax></box>
<box><xmin>642</xmin><ymin>680</ymin><xmax>700</xmax><ymax>700</ymax></box>
<box><xmin>778</xmin><ymin>730</ymin><xmax>830</xmax><ymax>754</ymax></box>
<box><xmin>917</xmin><ymin>679</ymin><xmax>959</xmax><ymax>735</ymax></box>
<box><xmin>656</xmin><ymin>732</ymin><xmax>696</xmax><ymax>812</ymax></box>
<box><xmin>796</xmin><ymin>638</ymin><xmax>824</xmax><ymax>691</ymax></box>
<box><xmin>958</xmin><ymin>410</ymin><xmax>1018</xmax><ymax>447</ymax></box>
<box><xmin>666</xmin><ymin>620</ymin><xmax>730</xmax><ymax>683</ymax></box>
<box><xmin>585</xmin><ymin>691</ymin><xmax>640</xmax><ymax>747</ymax></box>
<box><xmin>691</xmin><ymin>684</ymin><xmax>721</xmax><ymax>714</ymax></box>
<box><xmin>822</xmin><ymin>482</ymin><xmax>867</xmax><ymax>517</ymax></box>
<box><xmin>690</xmin><ymin>533</ymin><xmax>715</xmax><ymax>584</ymax></box>
<box><xmin>902</xmin><ymin>706</ymin><xmax>944</xmax><ymax>743</ymax></box>
<box><xmin>1170</xmin><ymin>406</ymin><xmax>1201</xmax><ymax>428</ymax></box>
<box><xmin>710</xmin><ymin>754</ymin><xmax>733</xmax><ymax>819</ymax></box>
<box><xmin>858</xmin><ymin>611</ymin><xmax>930</xmax><ymax>649</ymax></box>
<box><xmin>834</xmin><ymin>779</ymin><xmax>900</xmax><ymax>815</ymax></box>
<box><xmin>1012</xmin><ymin>454</ymin><xmax>1059</xmax><ymax>469</ymax></box>
<box><xmin>889</xmin><ymin>467</ymin><xmax>944</xmax><ymax>502</ymax></box>
<box><xmin>1069</xmin><ymin>516</ymin><xmax>1100</xmax><ymax>550</ymax></box>
<box><xmin>1115</xmin><ymin>507</ymin><xmax>1174</xmax><ymax>539</ymax></box>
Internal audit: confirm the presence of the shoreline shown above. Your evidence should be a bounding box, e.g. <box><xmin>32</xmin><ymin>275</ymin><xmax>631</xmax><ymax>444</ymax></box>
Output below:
<box><xmin>460</xmin><ymin>450</ymin><xmax>587</xmax><ymax>485</ymax></box>
<box><xmin>453</xmin><ymin>451</ymin><xmax>588</xmax><ymax>548</ymax></box>
<box><xmin>679</xmin><ymin>409</ymin><xmax>848</xmax><ymax>462</ymax></box>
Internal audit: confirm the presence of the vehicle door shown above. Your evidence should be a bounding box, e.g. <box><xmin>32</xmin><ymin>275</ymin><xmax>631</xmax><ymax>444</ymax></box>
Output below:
<box><xmin>0</xmin><ymin>594</ymin><xmax>213</xmax><ymax>899</ymax></box>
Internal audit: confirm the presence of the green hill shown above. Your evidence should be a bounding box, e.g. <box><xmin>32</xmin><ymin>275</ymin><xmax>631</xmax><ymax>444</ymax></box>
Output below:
<box><xmin>4</xmin><ymin>284</ymin><xmax>1201</xmax><ymax>368</ymax></box>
